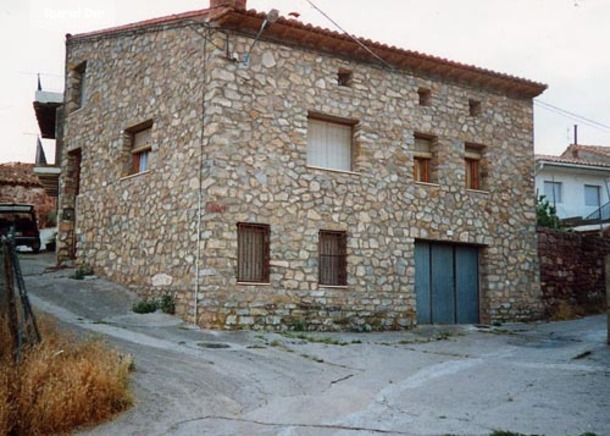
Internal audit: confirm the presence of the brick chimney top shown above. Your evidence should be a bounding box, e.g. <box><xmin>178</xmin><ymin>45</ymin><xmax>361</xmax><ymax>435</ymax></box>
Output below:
<box><xmin>210</xmin><ymin>0</ymin><xmax>247</xmax><ymax>10</ymax></box>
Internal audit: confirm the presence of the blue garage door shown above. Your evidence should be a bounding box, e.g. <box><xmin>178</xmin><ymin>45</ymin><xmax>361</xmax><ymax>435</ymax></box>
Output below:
<box><xmin>415</xmin><ymin>241</ymin><xmax>479</xmax><ymax>324</ymax></box>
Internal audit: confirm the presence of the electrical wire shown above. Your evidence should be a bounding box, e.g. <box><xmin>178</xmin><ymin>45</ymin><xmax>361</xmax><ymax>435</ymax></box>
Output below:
<box><xmin>304</xmin><ymin>0</ymin><xmax>394</xmax><ymax>70</ymax></box>
<box><xmin>534</xmin><ymin>100</ymin><xmax>610</xmax><ymax>132</ymax></box>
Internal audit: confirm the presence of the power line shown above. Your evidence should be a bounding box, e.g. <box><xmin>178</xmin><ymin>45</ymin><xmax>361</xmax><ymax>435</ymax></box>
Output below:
<box><xmin>534</xmin><ymin>100</ymin><xmax>610</xmax><ymax>132</ymax></box>
<box><xmin>304</xmin><ymin>0</ymin><xmax>394</xmax><ymax>70</ymax></box>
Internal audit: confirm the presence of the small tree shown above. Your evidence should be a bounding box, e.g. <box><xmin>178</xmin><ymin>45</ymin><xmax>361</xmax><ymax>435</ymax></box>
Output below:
<box><xmin>536</xmin><ymin>195</ymin><xmax>560</xmax><ymax>229</ymax></box>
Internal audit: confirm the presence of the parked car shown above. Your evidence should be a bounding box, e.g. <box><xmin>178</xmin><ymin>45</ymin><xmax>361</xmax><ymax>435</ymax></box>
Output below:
<box><xmin>0</xmin><ymin>204</ymin><xmax>41</xmax><ymax>253</ymax></box>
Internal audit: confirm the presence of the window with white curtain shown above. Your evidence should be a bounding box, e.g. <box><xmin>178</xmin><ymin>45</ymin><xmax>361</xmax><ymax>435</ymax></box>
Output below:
<box><xmin>585</xmin><ymin>185</ymin><xmax>601</xmax><ymax>207</ymax></box>
<box><xmin>307</xmin><ymin>118</ymin><xmax>353</xmax><ymax>172</ymax></box>
<box><xmin>544</xmin><ymin>181</ymin><xmax>562</xmax><ymax>204</ymax></box>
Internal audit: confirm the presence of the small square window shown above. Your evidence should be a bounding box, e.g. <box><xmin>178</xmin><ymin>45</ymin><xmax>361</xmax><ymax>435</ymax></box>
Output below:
<box><xmin>418</xmin><ymin>88</ymin><xmax>431</xmax><ymax>106</ymax></box>
<box><xmin>469</xmin><ymin>99</ymin><xmax>482</xmax><ymax>116</ymax></box>
<box><xmin>319</xmin><ymin>230</ymin><xmax>347</xmax><ymax>286</ymax></box>
<box><xmin>338</xmin><ymin>69</ymin><xmax>352</xmax><ymax>87</ymax></box>
<box><xmin>237</xmin><ymin>223</ymin><xmax>270</xmax><ymax>283</ymax></box>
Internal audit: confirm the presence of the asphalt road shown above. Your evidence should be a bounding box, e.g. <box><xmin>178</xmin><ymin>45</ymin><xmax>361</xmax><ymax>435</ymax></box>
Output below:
<box><xmin>19</xmin><ymin>252</ymin><xmax>610</xmax><ymax>436</ymax></box>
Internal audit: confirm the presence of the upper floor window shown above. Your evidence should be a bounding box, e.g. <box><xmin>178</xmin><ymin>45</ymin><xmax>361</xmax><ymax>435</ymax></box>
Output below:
<box><xmin>543</xmin><ymin>181</ymin><xmax>562</xmax><ymax>204</ymax></box>
<box><xmin>469</xmin><ymin>99</ymin><xmax>482</xmax><ymax>117</ymax></box>
<box><xmin>307</xmin><ymin>116</ymin><xmax>354</xmax><ymax>172</ymax></box>
<box><xmin>74</xmin><ymin>62</ymin><xmax>88</xmax><ymax>109</ymax></box>
<box><xmin>319</xmin><ymin>230</ymin><xmax>347</xmax><ymax>286</ymax></box>
<box><xmin>418</xmin><ymin>88</ymin><xmax>431</xmax><ymax>106</ymax></box>
<box><xmin>131</xmin><ymin>127</ymin><xmax>152</xmax><ymax>174</ymax></box>
<box><xmin>237</xmin><ymin>223</ymin><xmax>270</xmax><ymax>283</ymax></box>
<box><xmin>585</xmin><ymin>185</ymin><xmax>601</xmax><ymax>207</ymax></box>
<box><xmin>465</xmin><ymin>145</ymin><xmax>484</xmax><ymax>190</ymax></box>
<box><xmin>413</xmin><ymin>135</ymin><xmax>436</xmax><ymax>183</ymax></box>
<box><xmin>337</xmin><ymin>69</ymin><xmax>352</xmax><ymax>87</ymax></box>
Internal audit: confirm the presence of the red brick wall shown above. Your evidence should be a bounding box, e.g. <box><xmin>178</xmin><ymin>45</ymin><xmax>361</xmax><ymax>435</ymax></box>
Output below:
<box><xmin>538</xmin><ymin>228</ymin><xmax>610</xmax><ymax>317</ymax></box>
<box><xmin>0</xmin><ymin>185</ymin><xmax>56</xmax><ymax>228</ymax></box>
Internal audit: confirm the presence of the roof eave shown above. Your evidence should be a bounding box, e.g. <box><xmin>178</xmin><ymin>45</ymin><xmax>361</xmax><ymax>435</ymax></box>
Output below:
<box><xmin>216</xmin><ymin>10</ymin><xmax>547</xmax><ymax>98</ymax></box>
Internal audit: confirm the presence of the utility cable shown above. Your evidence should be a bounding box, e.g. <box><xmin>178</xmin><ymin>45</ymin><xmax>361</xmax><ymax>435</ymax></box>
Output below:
<box><xmin>535</xmin><ymin>100</ymin><xmax>610</xmax><ymax>132</ymax></box>
<box><xmin>304</xmin><ymin>0</ymin><xmax>394</xmax><ymax>70</ymax></box>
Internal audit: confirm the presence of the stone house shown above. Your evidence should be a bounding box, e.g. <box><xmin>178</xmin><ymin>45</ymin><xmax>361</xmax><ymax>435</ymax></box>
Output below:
<box><xmin>57</xmin><ymin>0</ymin><xmax>547</xmax><ymax>330</ymax></box>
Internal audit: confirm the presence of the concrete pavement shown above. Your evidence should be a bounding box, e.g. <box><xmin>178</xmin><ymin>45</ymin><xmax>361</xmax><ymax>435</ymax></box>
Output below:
<box><xmin>20</xmin><ymin>252</ymin><xmax>610</xmax><ymax>435</ymax></box>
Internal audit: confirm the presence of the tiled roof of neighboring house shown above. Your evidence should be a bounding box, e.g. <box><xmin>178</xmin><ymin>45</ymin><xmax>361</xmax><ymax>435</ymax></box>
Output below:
<box><xmin>562</xmin><ymin>144</ymin><xmax>610</xmax><ymax>159</ymax></box>
<box><xmin>535</xmin><ymin>154</ymin><xmax>610</xmax><ymax>169</ymax></box>
<box><xmin>67</xmin><ymin>4</ymin><xmax>547</xmax><ymax>98</ymax></box>
<box><xmin>0</xmin><ymin>163</ymin><xmax>43</xmax><ymax>188</ymax></box>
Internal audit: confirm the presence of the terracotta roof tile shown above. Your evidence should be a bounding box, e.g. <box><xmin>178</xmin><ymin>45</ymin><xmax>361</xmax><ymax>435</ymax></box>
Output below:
<box><xmin>67</xmin><ymin>5</ymin><xmax>547</xmax><ymax>98</ymax></box>
<box><xmin>535</xmin><ymin>154</ymin><xmax>610</xmax><ymax>169</ymax></box>
<box><xmin>562</xmin><ymin>144</ymin><xmax>610</xmax><ymax>158</ymax></box>
<box><xmin>0</xmin><ymin>163</ymin><xmax>43</xmax><ymax>188</ymax></box>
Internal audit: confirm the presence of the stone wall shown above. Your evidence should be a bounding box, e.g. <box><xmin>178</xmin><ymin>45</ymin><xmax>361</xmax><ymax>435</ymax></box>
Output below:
<box><xmin>58</xmin><ymin>21</ymin><xmax>542</xmax><ymax>329</ymax></box>
<box><xmin>538</xmin><ymin>228</ymin><xmax>609</xmax><ymax>317</ymax></box>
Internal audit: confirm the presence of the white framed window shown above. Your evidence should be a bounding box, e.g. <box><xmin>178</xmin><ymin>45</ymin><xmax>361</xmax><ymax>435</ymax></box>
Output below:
<box><xmin>544</xmin><ymin>181</ymin><xmax>562</xmax><ymax>204</ymax></box>
<box><xmin>585</xmin><ymin>185</ymin><xmax>601</xmax><ymax>207</ymax></box>
<box><xmin>307</xmin><ymin>117</ymin><xmax>353</xmax><ymax>172</ymax></box>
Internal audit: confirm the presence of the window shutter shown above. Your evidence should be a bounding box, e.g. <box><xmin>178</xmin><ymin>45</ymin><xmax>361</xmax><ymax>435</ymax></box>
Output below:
<box><xmin>308</xmin><ymin>119</ymin><xmax>352</xmax><ymax>171</ymax></box>
<box><xmin>134</xmin><ymin>129</ymin><xmax>151</xmax><ymax>151</ymax></box>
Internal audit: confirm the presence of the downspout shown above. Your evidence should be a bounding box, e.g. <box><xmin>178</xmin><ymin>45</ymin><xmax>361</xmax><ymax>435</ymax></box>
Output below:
<box><xmin>194</xmin><ymin>27</ymin><xmax>210</xmax><ymax>326</ymax></box>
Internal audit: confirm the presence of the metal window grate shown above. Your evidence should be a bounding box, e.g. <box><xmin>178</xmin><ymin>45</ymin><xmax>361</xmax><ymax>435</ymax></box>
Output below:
<box><xmin>237</xmin><ymin>223</ymin><xmax>270</xmax><ymax>283</ymax></box>
<box><xmin>319</xmin><ymin>230</ymin><xmax>347</xmax><ymax>286</ymax></box>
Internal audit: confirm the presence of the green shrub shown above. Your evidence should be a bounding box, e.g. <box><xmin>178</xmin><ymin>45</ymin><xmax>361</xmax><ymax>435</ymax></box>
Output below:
<box><xmin>158</xmin><ymin>294</ymin><xmax>175</xmax><ymax>315</ymax></box>
<box><xmin>70</xmin><ymin>264</ymin><xmax>94</xmax><ymax>280</ymax></box>
<box><xmin>132</xmin><ymin>294</ymin><xmax>175</xmax><ymax>315</ymax></box>
<box><xmin>131</xmin><ymin>299</ymin><xmax>158</xmax><ymax>314</ymax></box>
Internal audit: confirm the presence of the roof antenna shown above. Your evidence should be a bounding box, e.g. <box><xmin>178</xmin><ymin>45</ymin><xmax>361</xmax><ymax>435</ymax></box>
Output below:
<box><xmin>574</xmin><ymin>124</ymin><xmax>578</xmax><ymax>145</ymax></box>
<box><xmin>242</xmin><ymin>9</ymin><xmax>279</xmax><ymax>66</ymax></box>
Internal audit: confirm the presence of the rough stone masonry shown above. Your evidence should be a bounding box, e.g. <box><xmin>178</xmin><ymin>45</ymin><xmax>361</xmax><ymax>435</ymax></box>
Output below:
<box><xmin>57</xmin><ymin>1</ymin><xmax>547</xmax><ymax>330</ymax></box>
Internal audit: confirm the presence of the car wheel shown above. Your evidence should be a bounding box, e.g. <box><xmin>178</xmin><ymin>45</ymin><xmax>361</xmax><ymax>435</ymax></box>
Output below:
<box><xmin>31</xmin><ymin>240</ymin><xmax>41</xmax><ymax>254</ymax></box>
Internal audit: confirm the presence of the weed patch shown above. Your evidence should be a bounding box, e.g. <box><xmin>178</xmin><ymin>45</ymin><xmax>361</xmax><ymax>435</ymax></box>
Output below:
<box><xmin>70</xmin><ymin>264</ymin><xmax>94</xmax><ymax>280</ymax></box>
<box><xmin>132</xmin><ymin>293</ymin><xmax>176</xmax><ymax>315</ymax></box>
<box><xmin>0</xmin><ymin>316</ymin><xmax>132</xmax><ymax>434</ymax></box>
<box><xmin>280</xmin><ymin>333</ymin><xmax>362</xmax><ymax>346</ymax></box>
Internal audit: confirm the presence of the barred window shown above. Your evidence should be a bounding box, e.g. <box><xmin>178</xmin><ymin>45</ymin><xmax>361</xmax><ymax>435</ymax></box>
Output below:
<box><xmin>319</xmin><ymin>230</ymin><xmax>347</xmax><ymax>286</ymax></box>
<box><xmin>237</xmin><ymin>223</ymin><xmax>270</xmax><ymax>283</ymax></box>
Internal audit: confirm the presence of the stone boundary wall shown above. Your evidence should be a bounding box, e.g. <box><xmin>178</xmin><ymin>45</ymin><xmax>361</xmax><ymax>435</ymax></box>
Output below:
<box><xmin>538</xmin><ymin>228</ymin><xmax>609</xmax><ymax>317</ymax></box>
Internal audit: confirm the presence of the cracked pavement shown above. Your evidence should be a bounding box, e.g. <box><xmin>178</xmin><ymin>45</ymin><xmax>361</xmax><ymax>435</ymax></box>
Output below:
<box><xmin>20</xmin><ymin>252</ymin><xmax>610</xmax><ymax>435</ymax></box>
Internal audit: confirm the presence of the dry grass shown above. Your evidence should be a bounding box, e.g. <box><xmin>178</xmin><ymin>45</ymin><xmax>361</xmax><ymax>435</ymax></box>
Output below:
<box><xmin>0</xmin><ymin>316</ymin><xmax>132</xmax><ymax>434</ymax></box>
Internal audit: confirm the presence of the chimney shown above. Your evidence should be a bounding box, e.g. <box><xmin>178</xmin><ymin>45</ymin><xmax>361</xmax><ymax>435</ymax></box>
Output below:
<box><xmin>210</xmin><ymin>0</ymin><xmax>247</xmax><ymax>10</ymax></box>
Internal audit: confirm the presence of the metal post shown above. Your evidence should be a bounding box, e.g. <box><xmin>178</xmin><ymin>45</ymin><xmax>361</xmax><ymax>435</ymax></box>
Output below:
<box><xmin>605</xmin><ymin>255</ymin><xmax>610</xmax><ymax>345</ymax></box>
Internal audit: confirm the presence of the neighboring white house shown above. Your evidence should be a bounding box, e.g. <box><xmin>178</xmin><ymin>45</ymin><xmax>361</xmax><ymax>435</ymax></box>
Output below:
<box><xmin>535</xmin><ymin>146</ymin><xmax>610</xmax><ymax>221</ymax></box>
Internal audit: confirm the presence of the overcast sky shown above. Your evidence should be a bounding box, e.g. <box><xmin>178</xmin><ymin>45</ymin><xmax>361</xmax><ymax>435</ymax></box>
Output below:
<box><xmin>1</xmin><ymin>0</ymin><xmax>609</xmax><ymax>164</ymax></box>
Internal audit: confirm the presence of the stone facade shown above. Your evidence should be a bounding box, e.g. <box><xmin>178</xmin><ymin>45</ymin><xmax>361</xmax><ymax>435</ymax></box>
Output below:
<box><xmin>538</xmin><ymin>228</ymin><xmax>608</xmax><ymax>317</ymax></box>
<box><xmin>58</xmin><ymin>4</ymin><xmax>546</xmax><ymax>329</ymax></box>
